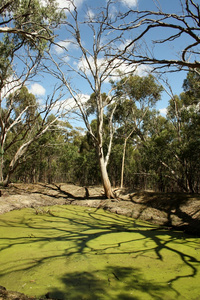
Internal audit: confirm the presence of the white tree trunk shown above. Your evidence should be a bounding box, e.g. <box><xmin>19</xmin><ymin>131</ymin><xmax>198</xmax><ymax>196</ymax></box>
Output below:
<box><xmin>98</xmin><ymin>148</ymin><xmax>114</xmax><ymax>199</ymax></box>
<box><xmin>96</xmin><ymin>93</ymin><xmax>114</xmax><ymax>199</ymax></box>
<box><xmin>120</xmin><ymin>138</ymin><xmax>127</xmax><ymax>189</ymax></box>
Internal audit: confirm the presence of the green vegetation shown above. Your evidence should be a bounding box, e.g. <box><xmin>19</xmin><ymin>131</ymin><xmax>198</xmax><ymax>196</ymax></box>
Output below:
<box><xmin>0</xmin><ymin>1</ymin><xmax>199</xmax><ymax>194</ymax></box>
<box><xmin>0</xmin><ymin>206</ymin><xmax>199</xmax><ymax>299</ymax></box>
<box><xmin>0</xmin><ymin>1</ymin><xmax>199</xmax><ymax>298</ymax></box>
<box><xmin>1</xmin><ymin>71</ymin><xmax>199</xmax><ymax>193</ymax></box>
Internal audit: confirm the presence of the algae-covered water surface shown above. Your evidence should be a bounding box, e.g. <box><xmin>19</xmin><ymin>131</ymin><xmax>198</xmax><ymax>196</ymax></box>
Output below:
<box><xmin>0</xmin><ymin>205</ymin><xmax>199</xmax><ymax>300</ymax></box>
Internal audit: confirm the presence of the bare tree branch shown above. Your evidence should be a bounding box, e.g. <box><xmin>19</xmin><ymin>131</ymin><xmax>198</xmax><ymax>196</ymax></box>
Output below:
<box><xmin>47</xmin><ymin>0</ymin><xmax>136</xmax><ymax>198</ymax></box>
<box><xmin>109</xmin><ymin>0</ymin><xmax>200</xmax><ymax>72</ymax></box>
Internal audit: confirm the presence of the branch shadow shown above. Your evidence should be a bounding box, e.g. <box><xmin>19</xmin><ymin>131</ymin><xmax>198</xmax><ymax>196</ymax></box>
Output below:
<box><xmin>0</xmin><ymin>206</ymin><xmax>199</xmax><ymax>299</ymax></box>
<box><xmin>129</xmin><ymin>192</ymin><xmax>200</xmax><ymax>235</ymax></box>
<box><xmin>35</xmin><ymin>183</ymin><xmax>105</xmax><ymax>201</ymax></box>
<box><xmin>48</xmin><ymin>266</ymin><xmax>167</xmax><ymax>300</ymax></box>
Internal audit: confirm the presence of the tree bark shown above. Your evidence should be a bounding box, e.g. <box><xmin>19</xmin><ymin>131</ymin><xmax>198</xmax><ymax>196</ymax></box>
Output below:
<box><xmin>98</xmin><ymin>149</ymin><xmax>114</xmax><ymax>199</ymax></box>
<box><xmin>0</xmin><ymin>115</ymin><xmax>59</xmax><ymax>186</ymax></box>
<box><xmin>120</xmin><ymin>138</ymin><xmax>127</xmax><ymax>188</ymax></box>
<box><xmin>0</xmin><ymin>147</ymin><xmax>4</xmax><ymax>183</ymax></box>
<box><xmin>120</xmin><ymin>127</ymin><xmax>135</xmax><ymax>188</ymax></box>
<box><xmin>96</xmin><ymin>92</ymin><xmax>114</xmax><ymax>199</ymax></box>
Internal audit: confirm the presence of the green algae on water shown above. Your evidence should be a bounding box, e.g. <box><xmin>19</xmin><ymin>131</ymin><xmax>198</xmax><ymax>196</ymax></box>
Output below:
<box><xmin>0</xmin><ymin>205</ymin><xmax>199</xmax><ymax>300</ymax></box>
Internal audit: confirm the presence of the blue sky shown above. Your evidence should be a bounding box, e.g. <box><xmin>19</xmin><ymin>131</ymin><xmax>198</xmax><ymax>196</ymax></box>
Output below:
<box><xmin>27</xmin><ymin>0</ymin><xmax>192</xmax><ymax>120</ymax></box>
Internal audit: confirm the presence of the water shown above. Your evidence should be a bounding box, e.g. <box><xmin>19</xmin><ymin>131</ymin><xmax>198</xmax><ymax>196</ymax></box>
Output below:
<box><xmin>0</xmin><ymin>205</ymin><xmax>199</xmax><ymax>299</ymax></box>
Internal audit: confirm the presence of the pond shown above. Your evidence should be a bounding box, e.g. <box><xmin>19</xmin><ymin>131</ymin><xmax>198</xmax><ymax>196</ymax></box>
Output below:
<box><xmin>0</xmin><ymin>205</ymin><xmax>199</xmax><ymax>300</ymax></box>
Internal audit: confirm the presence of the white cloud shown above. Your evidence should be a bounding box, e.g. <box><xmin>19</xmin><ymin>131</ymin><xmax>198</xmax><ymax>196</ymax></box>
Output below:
<box><xmin>77</xmin><ymin>56</ymin><xmax>105</xmax><ymax>75</ymax></box>
<box><xmin>118</xmin><ymin>39</ymin><xmax>133</xmax><ymax>51</ymax></box>
<box><xmin>50</xmin><ymin>93</ymin><xmax>90</xmax><ymax>116</ymax></box>
<box><xmin>107</xmin><ymin>59</ymin><xmax>150</xmax><ymax>80</ymax></box>
<box><xmin>0</xmin><ymin>76</ymin><xmax>21</xmax><ymax>99</ymax></box>
<box><xmin>66</xmin><ymin>93</ymin><xmax>90</xmax><ymax>111</ymax></box>
<box><xmin>40</xmin><ymin>0</ymin><xmax>85</xmax><ymax>11</ymax></box>
<box><xmin>86</xmin><ymin>8</ymin><xmax>95</xmax><ymax>20</ymax></box>
<box><xmin>106</xmin><ymin>0</ymin><xmax>137</xmax><ymax>8</ymax></box>
<box><xmin>134</xmin><ymin>64</ymin><xmax>151</xmax><ymax>76</ymax></box>
<box><xmin>119</xmin><ymin>0</ymin><xmax>138</xmax><ymax>7</ymax></box>
<box><xmin>159</xmin><ymin>108</ymin><xmax>167</xmax><ymax>115</ymax></box>
<box><xmin>55</xmin><ymin>0</ymin><xmax>84</xmax><ymax>10</ymax></box>
<box><xmin>29</xmin><ymin>83</ymin><xmax>46</xmax><ymax>96</ymax></box>
<box><xmin>41</xmin><ymin>0</ymin><xmax>137</xmax><ymax>11</ymax></box>
<box><xmin>54</xmin><ymin>39</ymin><xmax>77</xmax><ymax>54</ymax></box>
<box><xmin>77</xmin><ymin>55</ymin><xmax>150</xmax><ymax>82</ymax></box>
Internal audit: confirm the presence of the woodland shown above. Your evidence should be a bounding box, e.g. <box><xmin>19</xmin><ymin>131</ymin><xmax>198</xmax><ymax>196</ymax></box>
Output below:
<box><xmin>0</xmin><ymin>2</ymin><xmax>200</xmax><ymax>299</ymax></box>
<box><xmin>0</xmin><ymin>0</ymin><xmax>200</xmax><ymax>197</ymax></box>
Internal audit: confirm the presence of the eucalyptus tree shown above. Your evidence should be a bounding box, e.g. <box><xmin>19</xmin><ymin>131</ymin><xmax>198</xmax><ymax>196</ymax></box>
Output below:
<box><xmin>13</xmin><ymin>116</ymin><xmax>73</xmax><ymax>184</ymax></box>
<box><xmin>0</xmin><ymin>0</ymin><xmax>64</xmax><ymax>94</ymax></box>
<box><xmin>142</xmin><ymin>113</ymin><xmax>177</xmax><ymax>191</ymax></box>
<box><xmin>182</xmin><ymin>71</ymin><xmax>200</xmax><ymax>104</ymax></box>
<box><xmin>165</xmin><ymin>71</ymin><xmax>200</xmax><ymax>192</ymax></box>
<box><xmin>0</xmin><ymin>0</ymin><xmax>62</xmax><ymax>50</ymax></box>
<box><xmin>142</xmin><ymin>70</ymin><xmax>200</xmax><ymax>192</ymax></box>
<box><xmin>0</xmin><ymin>85</ymin><xmax>64</xmax><ymax>186</ymax></box>
<box><xmin>0</xmin><ymin>0</ymin><xmax>65</xmax><ymax>185</ymax></box>
<box><xmin>112</xmin><ymin>74</ymin><xmax>163</xmax><ymax>188</ymax></box>
<box><xmin>48</xmin><ymin>0</ymin><xmax>137</xmax><ymax>198</ymax></box>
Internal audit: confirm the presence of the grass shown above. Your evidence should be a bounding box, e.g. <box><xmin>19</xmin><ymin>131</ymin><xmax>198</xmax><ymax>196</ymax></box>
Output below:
<box><xmin>0</xmin><ymin>205</ymin><xmax>199</xmax><ymax>300</ymax></box>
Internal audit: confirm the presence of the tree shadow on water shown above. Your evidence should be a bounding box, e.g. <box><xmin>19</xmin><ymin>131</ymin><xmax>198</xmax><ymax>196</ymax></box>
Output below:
<box><xmin>0</xmin><ymin>206</ymin><xmax>199</xmax><ymax>299</ymax></box>
<box><xmin>49</xmin><ymin>266</ymin><xmax>166</xmax><ymax>300</ymax></box>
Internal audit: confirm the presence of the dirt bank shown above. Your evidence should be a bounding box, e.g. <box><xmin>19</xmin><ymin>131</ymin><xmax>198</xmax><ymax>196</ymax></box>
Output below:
<box><xmin>0</xmin><ymin>286</ymin><xmax>50</xmax><ymax>300</ymax></box>
<box><xmin>0</xmin><ymin>183</ymin><xmax>200</xmax><ymax>236</ymax></box>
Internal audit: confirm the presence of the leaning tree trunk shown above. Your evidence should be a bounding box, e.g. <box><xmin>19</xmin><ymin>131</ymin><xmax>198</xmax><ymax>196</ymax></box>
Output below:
<box><xmin>96</xmin><ymin>92</ymin><xmax>114</xmax><ymax>199</ymax></box>
<box><xmin>2</xmin><ymin>151</ymin><xmax>24</xmax><ymax>187</ymax></box>
<box><xmin>2</xmin><ymin>141</ymin><xmax>31</xmax><ymax>187</ymax></box>
<box><xmin>98</xmin><ymin>150</ymin><xmax>114</xmax><ymax>199</ymax></box>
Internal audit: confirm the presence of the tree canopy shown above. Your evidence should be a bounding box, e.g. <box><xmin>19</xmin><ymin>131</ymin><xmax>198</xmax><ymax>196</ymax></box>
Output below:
<box><xmin>0</xmin><ymin>0</ymin><xmax>64</xmax><ymax>51</ymax></box>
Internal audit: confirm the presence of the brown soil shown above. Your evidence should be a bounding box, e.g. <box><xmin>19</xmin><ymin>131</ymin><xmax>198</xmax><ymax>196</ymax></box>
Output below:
<box><xmin>0</xmin><ymin>285</ymin><xmax>47</xmax><ymax>300</ymax></box>
<box><xmin>0</xmin><ymin>182</ymin><xmax>200</xmax><ymax>236</ymax></box>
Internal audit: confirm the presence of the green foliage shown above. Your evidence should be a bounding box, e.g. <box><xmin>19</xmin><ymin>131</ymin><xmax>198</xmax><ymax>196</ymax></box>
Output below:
<box><xmin>7</xmin><ymin>86</ymin><xmax>37</xmax><ymax>122</ymax></box>
<box><xmin>115</xmin><ymin>74</ymin><xmax>163</xmax><ymax>105</ymax></box>
<box><xmin>182</xmin><ymin>71</ymin><xmax>200</xmax><ymax>105</ymax></box>
<box><xmin>3</xmin><ymin>68</ymin><xmax>200</xmax><ymax>193</ymax></box>
<box><xmin>0</xmin><ymin>37</ymin><xmax>14</xmax><ymax>86</ymax></box>
<box><xmin>0</xmin><ymin>0</ymin><xmax>65</xmax><ymax>52</ymax></box>
<box><xmin>86</xmin><ymin>93</ymin><xmax>109</xmax><ymax>117</ymax></box>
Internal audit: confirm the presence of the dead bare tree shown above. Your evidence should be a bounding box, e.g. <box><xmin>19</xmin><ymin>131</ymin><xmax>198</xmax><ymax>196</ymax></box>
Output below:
<box><xmin>112</xmin><ymin>0</ymin><xmax>200</xmax><ymax>73</ymax></box>
<box><xmin>47</xmin><ymin>0</ymin><xmax>137</xmax><ymax>198</ymax></box>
